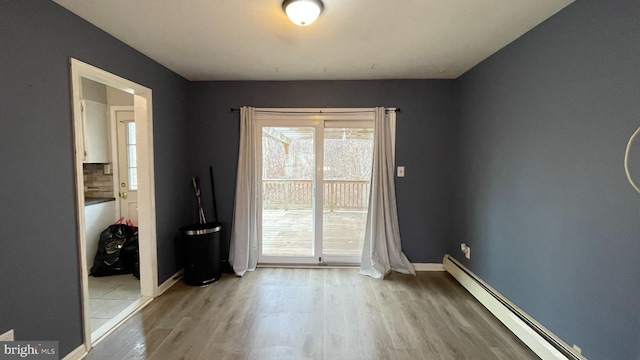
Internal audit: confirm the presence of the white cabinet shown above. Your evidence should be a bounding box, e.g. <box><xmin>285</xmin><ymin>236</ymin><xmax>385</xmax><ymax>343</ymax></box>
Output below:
<box><xmin>81</xmin><ymin>99</ymin><xmax>110</xmax><ymax>163</ymax></box>
<box><xmin>85</xmin><ymin>200</ymin><xmax>116</xmax><ymax>269</ymax></box>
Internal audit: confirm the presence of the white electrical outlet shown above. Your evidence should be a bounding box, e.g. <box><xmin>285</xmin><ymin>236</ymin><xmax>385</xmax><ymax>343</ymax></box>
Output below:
<box><xmin>465</xmin><ymin>246</ymin><xmax>471</xmax><ymax>259</ymax></box>
<box><xmin>397</xmin><ymin>166</ymin><xmax>405</xmax><ymax>177</ymax></box>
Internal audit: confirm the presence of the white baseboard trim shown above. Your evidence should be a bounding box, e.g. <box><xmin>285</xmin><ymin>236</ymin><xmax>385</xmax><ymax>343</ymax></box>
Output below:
<box><xmin>156</xmin><ymin>269</ymin><xmax>184</xmax><ymax>296</ymax></box>
<box><xmin>443</xmin><ymin>254</ymin><xmax>586</xmax><ymax>360</ymax></box>
<box><xmin>412</xmin><ymin>263</ymin><xmax>444</xmax><ymax>271</ymax></box>
<box><xmin>62</xmin><ymin>344</ymin><xmax>87</xmax><ymax>360</ymax></box>
<box><xmin>0</xmin><ymin>329</ymin><xmax>14</xmax><ymax>341</ymax></box>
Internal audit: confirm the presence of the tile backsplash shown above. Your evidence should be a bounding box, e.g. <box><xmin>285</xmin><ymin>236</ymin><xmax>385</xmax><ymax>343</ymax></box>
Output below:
<box><xmin>84</xmin><ymin>163</ymin><xmax>114</xmax><ymax>197</ymax></box>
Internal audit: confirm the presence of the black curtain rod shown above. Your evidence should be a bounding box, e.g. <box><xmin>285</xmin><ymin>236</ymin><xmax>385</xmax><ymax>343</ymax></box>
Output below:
<box><xmin>229</xmin><ymin>108</ymin><xmax>401</xmax><ymax>113</ymax></box>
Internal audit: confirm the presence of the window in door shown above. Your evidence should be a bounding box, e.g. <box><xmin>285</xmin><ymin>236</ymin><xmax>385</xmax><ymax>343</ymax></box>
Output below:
<box><xmin>125</xmin><ymin>121</ymin><xmax>137</xmax><ymax>191</ymax></box>
<box><xmin>116</xmin><ymin>111</ymin><xmax>138</xmax><ymax>225</ymax></box>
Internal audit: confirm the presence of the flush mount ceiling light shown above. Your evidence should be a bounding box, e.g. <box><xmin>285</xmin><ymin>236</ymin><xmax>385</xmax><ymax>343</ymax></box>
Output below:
<box><xmin>282</xmin><ymin>0</ymin><xmax>324</xmax><ymax>26</ymax></box>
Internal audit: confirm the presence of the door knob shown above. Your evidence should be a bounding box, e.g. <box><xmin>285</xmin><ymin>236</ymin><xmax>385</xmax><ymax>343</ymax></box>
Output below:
<box><xmin>119</xmin><ymin>192</ymin><xmax>127</xmax><ymax>199</ymax></box>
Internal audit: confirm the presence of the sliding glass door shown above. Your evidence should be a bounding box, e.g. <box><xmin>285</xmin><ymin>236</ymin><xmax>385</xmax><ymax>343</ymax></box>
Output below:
<box><xmin>260</xmin><ymin>124</ymin><xmax>319</xmax><ymax>262</ymax></box>
<box><xmin>322</xmin><ymin>125</ymin><xmax>373</xmax><ymax>263</ymax></box>
<box><xmin>257</xmin><ymin>113</ymin><xmax>374</xmax><ymax>265</ymax></box>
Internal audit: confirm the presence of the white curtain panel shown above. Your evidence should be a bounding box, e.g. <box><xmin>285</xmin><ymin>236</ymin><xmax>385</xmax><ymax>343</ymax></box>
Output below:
<box><xmin>359</xmin><ymin>107</ymin><xmax>416</xmax><ymax>279</ymax></box>
<box><xmin>229</xmin><ymin>106</ymin><xmax>259</xmax><ymax>276</ymax></box>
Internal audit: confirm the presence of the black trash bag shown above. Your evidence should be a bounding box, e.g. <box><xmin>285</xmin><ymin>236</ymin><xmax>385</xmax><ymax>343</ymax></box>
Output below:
<box><xmin>90</xmin><ymin>222</ymin><xmax>134</xmax><ymax>277</ymax></box>
<box><xmin>121</xmin><ymin>231</ymin><xmax>140</xmax><ymax>279</ymax></box>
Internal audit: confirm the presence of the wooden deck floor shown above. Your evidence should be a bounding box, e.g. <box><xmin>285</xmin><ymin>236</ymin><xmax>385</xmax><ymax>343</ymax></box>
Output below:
<box><xmin>262</xmin><ymin>210</ymin><xmax>367</xmax><ymax>256</ymax></box>
<box><xmin>86</xmin><ymin>269</ymin><xmax>539</xmax><ymax>360</ymax></box>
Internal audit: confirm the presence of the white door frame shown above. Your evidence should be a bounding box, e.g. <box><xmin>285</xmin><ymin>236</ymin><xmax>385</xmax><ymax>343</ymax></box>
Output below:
<box><xmin>70</xmin><ymin>58</ymin><xmax>158</xmax><ymax>352</ymax></box>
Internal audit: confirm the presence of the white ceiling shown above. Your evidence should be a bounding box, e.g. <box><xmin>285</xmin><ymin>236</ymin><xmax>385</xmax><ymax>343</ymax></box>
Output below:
<box><xmin>53</xmin><ymin>0</ymin><xmax>573</xmax><ymax>81</ymax></box>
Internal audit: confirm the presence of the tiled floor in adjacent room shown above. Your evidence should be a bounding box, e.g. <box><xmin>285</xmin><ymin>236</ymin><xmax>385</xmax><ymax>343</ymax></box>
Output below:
<box><xmin>88</xmin><ymin>274</ymin><xmax>140</xmax><ymax>336</ymax></box>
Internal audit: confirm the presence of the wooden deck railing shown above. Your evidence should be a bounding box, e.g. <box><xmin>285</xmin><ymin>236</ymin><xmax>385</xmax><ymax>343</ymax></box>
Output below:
<box><xmin>262</xmin><ymin>179</ymin><xmax>370</xmax><ymax>211</ymax></box>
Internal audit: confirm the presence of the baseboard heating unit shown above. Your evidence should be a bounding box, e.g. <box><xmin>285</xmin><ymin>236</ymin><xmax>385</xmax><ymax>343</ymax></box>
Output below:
<box><xmin>442</xmin><ymin>254</ymin><xmax>587</xmax><ymax>360</ymax></box>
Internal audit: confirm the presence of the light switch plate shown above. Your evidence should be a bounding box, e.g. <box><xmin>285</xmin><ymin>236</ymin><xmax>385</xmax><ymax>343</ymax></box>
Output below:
<box><xmin>397</xmin><ymin>166</ymin><xmax>405</xmax><ymax>177</ymax></box>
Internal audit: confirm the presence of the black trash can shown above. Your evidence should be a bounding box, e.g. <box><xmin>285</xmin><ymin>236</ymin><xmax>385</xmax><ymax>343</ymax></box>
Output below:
<box><xmin>180</xmin><ymin>222</ymin><xmax>222</xmax><ymax>286</ymax></box>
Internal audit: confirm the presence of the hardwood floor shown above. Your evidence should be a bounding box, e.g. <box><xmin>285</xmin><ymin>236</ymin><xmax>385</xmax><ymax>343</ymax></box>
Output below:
<box><xmin>86</xmin><ymin>269</ymin><xmax>538</xmax><ymax>360</ymax></box>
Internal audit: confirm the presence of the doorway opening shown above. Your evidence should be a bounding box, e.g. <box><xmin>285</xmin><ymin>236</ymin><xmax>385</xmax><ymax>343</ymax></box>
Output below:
<box><xmin>70</xmin><ymin>59</ymin><xmax>157</xmax><ymax>352</ymax></box>
<box><xmin>256</xmin><ymin>110</ymin><xmax>375</xmax><ymax>265</ymax></box>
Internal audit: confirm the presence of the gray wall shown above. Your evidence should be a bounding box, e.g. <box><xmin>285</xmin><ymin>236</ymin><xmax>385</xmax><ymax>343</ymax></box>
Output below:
<box><xmin>455</xmin><ymin>0</ymin><xmax>640</xmax><ymax>359</ymax></box>
<box><xmin>0</xmin><ymin>0</ymin><xmax>191</xmax><ymax>356</ymax></box>
<box><xmin>188</xmin><ymin>80</ymin><xmax>456</xmax><ymax>264</ymax></box>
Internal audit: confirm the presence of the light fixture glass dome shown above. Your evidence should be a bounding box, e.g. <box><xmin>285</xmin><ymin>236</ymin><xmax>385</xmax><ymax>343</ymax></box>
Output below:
<box><xmin>282</xmin><ymin>0</ymin><xmax>324</xmax><ymax>26</ymax></box>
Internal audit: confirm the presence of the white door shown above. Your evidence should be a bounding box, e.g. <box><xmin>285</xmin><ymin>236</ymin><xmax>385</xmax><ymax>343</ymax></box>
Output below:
<box><xmin>116</xmin><ymin>110</ymin><xmax>138</xmax><ymax>225</ymax></box>
<box><xmin>257</xmin><ymin>115</ymin><xmax>374</xmax><ymax>265</ymax></box>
